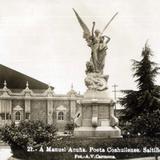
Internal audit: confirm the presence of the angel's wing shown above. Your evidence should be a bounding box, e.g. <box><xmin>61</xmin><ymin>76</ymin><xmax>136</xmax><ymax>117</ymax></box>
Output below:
<box><xmin>102</xmin><ymin>12</ymin><xmax>118</xmax><ymax>34</ymax></box>
<box><xmin>73</xmin><ymin>9</ymin><xmax>91</xmax><ymax>43</ymax></box>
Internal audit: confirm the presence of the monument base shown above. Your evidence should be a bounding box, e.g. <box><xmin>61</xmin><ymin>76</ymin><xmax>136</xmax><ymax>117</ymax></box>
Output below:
<box><xmin>74</xmin><ymin>88</ymin><xmax>122</xmax><ymax>138</ymax></box>
<box><xmin>74</xmin><ymin>126</ymin><xmax>121</xmax><ymax>138</ymax></box>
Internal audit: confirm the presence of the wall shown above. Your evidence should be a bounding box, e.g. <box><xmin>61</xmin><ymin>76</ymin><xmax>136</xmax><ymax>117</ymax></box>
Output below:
<box><xmin>30</xmin><ymin>100</ymin><xmax>47</xmax><ymax>124</ymax></box>
<box><xmin>0</xmin><ymin>86</ymin><xmax>81</xmax><ymax>132</ymax></box>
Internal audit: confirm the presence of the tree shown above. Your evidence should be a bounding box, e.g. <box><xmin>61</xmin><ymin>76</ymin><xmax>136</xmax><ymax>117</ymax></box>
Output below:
<box><xmin>120</xmin><ymin>43</ymin><xmax>160</xmax><ymax>137</ymax></box>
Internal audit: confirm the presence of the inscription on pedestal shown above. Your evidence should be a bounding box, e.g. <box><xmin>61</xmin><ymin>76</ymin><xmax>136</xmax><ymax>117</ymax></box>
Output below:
<box><xmin>99</xmin><ymin>106</ymin><xmax>110</xmax><ymax>119</ymax></box>
<box><xmin>82</xmin><ymin>106</ymin><xmax>92</xmax><ymax>119</ymax></box>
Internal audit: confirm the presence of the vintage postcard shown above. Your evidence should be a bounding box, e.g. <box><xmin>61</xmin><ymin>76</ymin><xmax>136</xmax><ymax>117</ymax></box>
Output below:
<box><xmin>0</xmin><ymin>0</ymin><xmax>160</xmax><ymax>160</ymax></box>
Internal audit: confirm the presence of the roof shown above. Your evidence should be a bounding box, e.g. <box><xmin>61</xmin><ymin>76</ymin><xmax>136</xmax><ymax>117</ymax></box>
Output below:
<box><xmin>0</xmin><ymin>64</ymin><xmax>54</xmax><ymax>89</ymax></box>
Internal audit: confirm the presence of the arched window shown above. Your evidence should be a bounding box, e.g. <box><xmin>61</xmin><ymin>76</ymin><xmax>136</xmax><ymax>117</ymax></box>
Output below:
<box><xmin>15</xmin><ymin>111</ymin><xmax>21</xmax><ymax>121</ymax></box>
<box><xmin>58</xmin><ymin>112</ymin><xmax>64</xmax><ymax>120</ymax></box>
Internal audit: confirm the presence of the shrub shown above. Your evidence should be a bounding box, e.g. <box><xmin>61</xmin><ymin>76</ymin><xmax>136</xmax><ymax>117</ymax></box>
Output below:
<box><xmin>1</xmin><ymin>121</ymin><xmax>160</xmax><ymax>160</ymax></box>
<box><xmin>64</xmin><ymin>122</ymin><xmax>74</xmax><ymax>134</ymax></box>
<box><xmin>0</xmin><ymin>120</ymin><xmax>57</xmax><ymax>155</ymax></box>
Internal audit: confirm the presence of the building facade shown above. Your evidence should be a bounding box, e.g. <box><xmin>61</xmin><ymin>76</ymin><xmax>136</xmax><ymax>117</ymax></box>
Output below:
<box><xmin>0</xmin><ymin>65</ymin><xmax>81</xmax><ymax>132</ymax></box>
<box><xmin>0</xmin><ymin>82</ymin><xmax>82</xmax><ymax>131</ymax></box>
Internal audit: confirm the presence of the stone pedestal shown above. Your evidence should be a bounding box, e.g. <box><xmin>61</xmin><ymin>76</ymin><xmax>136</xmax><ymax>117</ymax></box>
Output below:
<box><xmin>74</xmin><ymin>89</ymin><xmax>122</xmax><ymax>138</ymax></box>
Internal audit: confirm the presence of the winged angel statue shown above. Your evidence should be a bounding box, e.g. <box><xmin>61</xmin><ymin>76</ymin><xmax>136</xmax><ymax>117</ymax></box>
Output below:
<box><xmin>73</xmin><ymin>9</ymin><xmax>118</xmax><ymax>91</ymax></box>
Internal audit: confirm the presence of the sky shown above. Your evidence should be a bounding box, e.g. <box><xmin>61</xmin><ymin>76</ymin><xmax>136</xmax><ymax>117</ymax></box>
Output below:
<box><xmin>0</xmin><ymin>0</ymin><xmax>160</xmax><ymax>100</ymax></box>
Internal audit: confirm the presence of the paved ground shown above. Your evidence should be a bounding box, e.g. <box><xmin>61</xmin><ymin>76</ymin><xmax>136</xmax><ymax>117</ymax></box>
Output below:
<box><xmin>0</xmin><ymin>148</ymin><xmax>12</xmax><ymax>160</ymax></box>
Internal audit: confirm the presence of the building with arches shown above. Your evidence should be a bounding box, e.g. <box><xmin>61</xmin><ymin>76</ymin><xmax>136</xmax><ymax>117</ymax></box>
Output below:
<box><xmin>0</xmin><ymin>64</ymin><xmax>82</xmax><ymax>132</ymax></box>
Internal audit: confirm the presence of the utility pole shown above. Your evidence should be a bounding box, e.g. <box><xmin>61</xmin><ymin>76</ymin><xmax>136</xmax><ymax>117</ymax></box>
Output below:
<box><xmin>112</xmin><ymin>84</ymin><xmax>118</xmax><ymax>113</ymax></box>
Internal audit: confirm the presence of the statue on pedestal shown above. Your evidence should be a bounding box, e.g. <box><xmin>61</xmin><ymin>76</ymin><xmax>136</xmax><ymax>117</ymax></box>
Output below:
<box><xmin>73</xmin><ymin>9</ymin><xmax>121</xmax><ymax>138</ymax></box>
<box><xmin>73</xmin><ymin>9</ymin><xmax>118</xmax><ymax>91</ymax></box>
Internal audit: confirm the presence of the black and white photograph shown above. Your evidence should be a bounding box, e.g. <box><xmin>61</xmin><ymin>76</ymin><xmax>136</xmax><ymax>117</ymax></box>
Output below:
<box><xmin>0</xmin><ymin>0</ymin><xmax>160</xmax><ymax>160</ymax></box>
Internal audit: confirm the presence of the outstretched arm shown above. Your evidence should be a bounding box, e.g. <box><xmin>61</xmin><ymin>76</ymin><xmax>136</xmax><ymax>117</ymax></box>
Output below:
<box><xmin>92</xmin><ymin>22</ymin><xmax>95</xmax><ymax>37</ymax></box>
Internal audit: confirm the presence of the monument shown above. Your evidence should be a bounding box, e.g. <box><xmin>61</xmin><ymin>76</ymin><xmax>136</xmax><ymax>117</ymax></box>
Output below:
<box><xmin>73</xmin><ymin>9</ymin><xmax>121</xmax><ymax>137</ymax></box>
